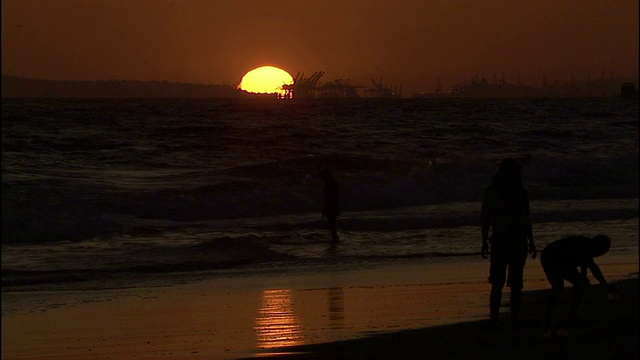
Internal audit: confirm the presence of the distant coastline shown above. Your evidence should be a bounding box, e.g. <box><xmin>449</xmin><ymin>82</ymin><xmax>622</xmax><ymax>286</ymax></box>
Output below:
<box><xmin>2</xmin><ymin>74</ymin><xmax>637</xmax><ymax>99</ymax></box>
<box><xmin>1</xmin><ymin>75</ymin><xmax>249</xmax><ymax>99</ymax></box>
<box><xmin>416</xmin><ymin>73</ymin><xmax>638</xmax><ymax>99</ymax></box>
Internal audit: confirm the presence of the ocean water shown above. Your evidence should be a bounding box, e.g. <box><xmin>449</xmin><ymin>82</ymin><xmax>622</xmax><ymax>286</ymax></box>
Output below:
<box><xmin>1</xmin><ymin>97</ymin><xmax>638</xmax><ymax>292</ymax></box>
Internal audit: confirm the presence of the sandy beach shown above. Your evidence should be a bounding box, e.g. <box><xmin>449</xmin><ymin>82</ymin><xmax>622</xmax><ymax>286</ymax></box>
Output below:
<box><xmin>251</xmin><ymin>276</ymin><xmax>639</xmax><ymax>360</ymax></box>
<box><xmin>2</xmin><ymin>254</ymin><xmax>638</xmax><ymax>360</ymax></box>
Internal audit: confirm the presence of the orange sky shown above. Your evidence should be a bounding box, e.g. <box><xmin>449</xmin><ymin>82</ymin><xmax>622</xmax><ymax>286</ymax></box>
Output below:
<box><xmin>2</xmin><ymin>0</ymin><xmax>638</xmax><ymax>95</ymax></box>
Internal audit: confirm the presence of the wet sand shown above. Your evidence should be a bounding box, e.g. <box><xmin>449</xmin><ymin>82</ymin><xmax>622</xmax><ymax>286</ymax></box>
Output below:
<box><xmin>2</xmin><ymin>255</ymin><xmax>638</xmax><ymax>360</ymax></box>
<box><xmin>249</xmin><ymin>276</ymin><xmax>639</xmax><ymax>360</ymax></box>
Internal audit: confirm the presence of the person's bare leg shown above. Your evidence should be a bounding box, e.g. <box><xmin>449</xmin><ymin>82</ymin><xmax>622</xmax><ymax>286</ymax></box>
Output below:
<box><xmin>490</xmin><ymin>285</ymin><xmax>503</xmax><ymax>328</ymax></box>
<box><xmin>510</xmin><ymin>287</ymin><xmax>522</xmax><ymax>322</ymax></box>
<box><xmin>328</xmin><ymin>217</ymin><xmax>339</xmax><ymax>244</ymax></box>
<box><xmin>545</xmin><ymin>286</ymin><xmax>562</xmax><ymax>331</ymax></box>
<box><xmin>569</xmin><ymin>285</ymin><xmax>583</xmax><ymax>325</ymax></box>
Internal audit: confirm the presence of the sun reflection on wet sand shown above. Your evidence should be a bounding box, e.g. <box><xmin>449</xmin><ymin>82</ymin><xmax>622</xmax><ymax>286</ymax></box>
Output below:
<box><xmin>254</xmin><ymin>289</ymin><xmax>304</xmax><ymax>356</ymax></box>
<box><xmin>328</xmin><ymin>287</ymin><xmax>345</xmax><ymax>330</ymax></box>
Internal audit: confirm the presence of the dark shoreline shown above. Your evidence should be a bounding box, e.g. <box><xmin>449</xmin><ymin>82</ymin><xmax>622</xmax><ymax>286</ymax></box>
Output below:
<box><xmin>245</xmin><ymin>277</ymin><xmax>639</xmax><ymax>360</ymax></box>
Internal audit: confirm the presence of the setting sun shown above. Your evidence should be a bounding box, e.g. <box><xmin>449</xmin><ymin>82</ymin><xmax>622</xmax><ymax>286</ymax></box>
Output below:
<box><xmin>238</xmin><ymin>66</ymin><xmax>294</xmax><ymax>96</ymax></box>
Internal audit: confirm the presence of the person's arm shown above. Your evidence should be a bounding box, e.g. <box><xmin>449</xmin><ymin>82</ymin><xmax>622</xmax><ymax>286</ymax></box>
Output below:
<box><xmin>587</xmin><ymin>259</ymin><xmax>617</xmax><ymax>294</ymax></box>
<box><xmin>525</xmin><ymin>196</ymin><xmax>536</xmax><ymax>259</ymax></box>
<box><xmin>580</xmin><ymin>264</ymin><xmax>588</xmax><ymax>276</ymax></box>
<box><xmin>481</xmin><ymin>193</ymin><xmax>490</xmax><ymax>259</ymax></box>
<box><xmin>481</xmin><ymin>221</ymin><xmax>490</xmax><ymax>259</ymax></box>
<box><xmin>527</xmin><ymin>226</ymin><xmax>536</xmax><ymax>259</ymax></box>
<box><xmin>578</xmin><ymin>264</ymin><xmax>592</xmax><ymax>286</ymax></box>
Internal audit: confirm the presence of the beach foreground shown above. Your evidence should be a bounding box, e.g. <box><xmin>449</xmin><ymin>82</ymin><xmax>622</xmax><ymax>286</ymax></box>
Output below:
<box><xmin>250</xmin><ymin>277</ymin><xmax>638</xmax><ymax>360</ymax></box>
<box><xmin>2</xmin><ymin>256</ymin><xmax>638</xmax><ymax>360</ymax></box>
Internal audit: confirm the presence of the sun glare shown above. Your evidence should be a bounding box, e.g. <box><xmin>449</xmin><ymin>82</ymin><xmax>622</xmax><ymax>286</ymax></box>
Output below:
<box><xmin>239</xmin><ymin>66</ymin><xmax>293</xmax><ymax>96</ymax></box>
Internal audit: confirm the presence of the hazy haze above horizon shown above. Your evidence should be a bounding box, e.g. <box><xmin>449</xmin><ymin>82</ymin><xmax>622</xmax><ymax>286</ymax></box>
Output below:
<box><xmin>2</xmin><ymin>0</ymin><xmax>638</xmax><ymax>95</ymax></box>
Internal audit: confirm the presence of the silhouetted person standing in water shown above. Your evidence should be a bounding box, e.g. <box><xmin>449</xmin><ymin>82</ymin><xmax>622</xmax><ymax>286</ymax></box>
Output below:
<box><xmin>320</xmin><ymin>169</ymin><xmax>340</xmax><ymax>245</ymax></box>
<box><xmin>541</xmin><ymin>235</ymin><xmax>617</xmax><ymax>333</ymax></box>
<box><xmin>481</xmin><ymin>158</ymin><xmax>536</xmax><ymax>327</ymax></box>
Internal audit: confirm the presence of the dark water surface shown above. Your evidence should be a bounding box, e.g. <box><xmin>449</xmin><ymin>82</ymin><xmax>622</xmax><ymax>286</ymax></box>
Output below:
<box><xmin>2</xmin><ymin>98</ymin><xmax>637</xmax><ymax>290</ymax></box>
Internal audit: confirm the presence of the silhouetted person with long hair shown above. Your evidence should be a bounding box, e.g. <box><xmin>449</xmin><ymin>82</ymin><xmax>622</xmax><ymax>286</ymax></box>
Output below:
<box><xmin>320</xmin><ymin>169</ymin><xmax>340</xmax><ymax>245</ymax></box>
<box><xmin>481</xmin><ymin>158</ymin><xmax>536</xmax><ymax>328</ymax></box>
<box><xmin>541</xmin><ymin>235</ymin><xmax>617</xmax><ymax>334</ymax></box>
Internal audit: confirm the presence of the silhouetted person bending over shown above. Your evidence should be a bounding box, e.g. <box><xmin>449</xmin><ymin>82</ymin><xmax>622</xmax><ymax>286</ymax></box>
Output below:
<box><xmin>541</xmin><ymin>235</ymin><xmax>617</xmax><ymax>332</ymax></box>
<box><xmin>320</xmin><ymin>169</ymin><xmax>340</xmax><ymax>245</ymax></box>
<box><xmin>481</xmin><ymin>158</ymin><xmax>536</xmax><ymax>327</ymax></box>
